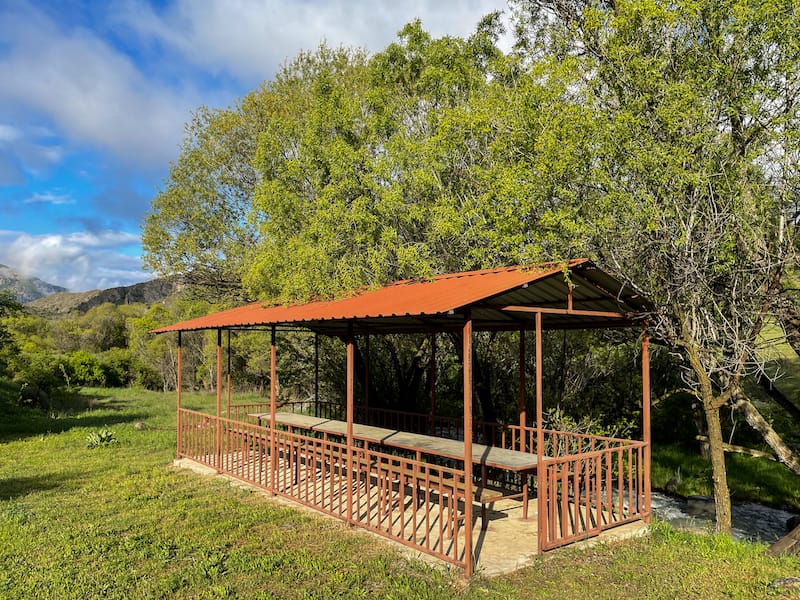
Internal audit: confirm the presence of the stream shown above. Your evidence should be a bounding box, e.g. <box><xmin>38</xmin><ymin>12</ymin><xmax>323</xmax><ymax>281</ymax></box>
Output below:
<box><xmin>651</xmin><ymin>491</ymin><xmax>798</xmax><ymax>543</ymax></box>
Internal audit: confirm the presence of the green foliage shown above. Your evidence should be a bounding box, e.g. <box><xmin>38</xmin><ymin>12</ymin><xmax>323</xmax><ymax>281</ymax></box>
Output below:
<box><xmin>86</xmin><ymin>428</ymin><xmax>118</xmax><ymax>449</ymax></box>
<box><xmin>62</xmin><ymin>350</ymin><xmax>107</xmax><ymax>387</ymax></box>
<box><xmin>99</xmin><ymin>347</ymin><xmax>135</xmax><ymax>387</ymax></box>
<box><xmin>0</xmin><ymin>292</ymin><xmax>22</xmax><ymax>376</ymax></box>
<box><xmin>143</xmin><ymin>21</ymin><xmax>551</xmax><ymax>304</ymax></box>
<box><xmin>9</xmin><ymin>352</ymin><xmax>65</xmax><ymax>408</ymax></box>
<box><xmin>0</xmin><ymin>290</ymin><xmax>21</xmax><ymax>314</ymax></box>
<box><xmin>141</xmin><ymin>91</ymin><xmax>266</xmax><ymax>296</ymax></box>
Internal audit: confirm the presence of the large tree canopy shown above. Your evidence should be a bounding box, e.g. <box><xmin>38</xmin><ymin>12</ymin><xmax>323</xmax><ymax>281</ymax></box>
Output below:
<box><xmin>244</xmin><ymin>17</ymin><xmax>530</xmax><ymax>301</ymax></box>
<box><xmin>143</xmin><ymin>16</ymin><xmax>583</xmax><ymax>301</ymax></box>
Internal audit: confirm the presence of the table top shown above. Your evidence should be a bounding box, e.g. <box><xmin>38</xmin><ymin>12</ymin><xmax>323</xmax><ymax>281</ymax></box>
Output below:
<box><xmin>249</xmin><ymin>411</ymin><xmax>538</xmax><ymax>472</ymax></box>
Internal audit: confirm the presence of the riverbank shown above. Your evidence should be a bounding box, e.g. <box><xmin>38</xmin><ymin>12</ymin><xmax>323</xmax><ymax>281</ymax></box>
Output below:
<box><xmin>650</xmin><ymin>491</ymin><xmax>798</xmax><ymax>544</ymax></box>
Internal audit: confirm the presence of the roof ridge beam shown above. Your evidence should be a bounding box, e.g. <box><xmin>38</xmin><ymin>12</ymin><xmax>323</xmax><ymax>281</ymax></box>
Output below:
<box><xmin>499</xmin><ymin>306</ymin><xmax>633</xmax><ymax>319</ymax></box>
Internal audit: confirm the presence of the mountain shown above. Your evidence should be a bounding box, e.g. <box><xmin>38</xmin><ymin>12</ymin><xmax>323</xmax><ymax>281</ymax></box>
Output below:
<box><xmin>0</xmin><ymin>264</ymin><xmax>67</xmax><ymax>303</ymax></box>
<box><xmin>26</xmin><ymin>278</ymin><xmax>179</xmax><ymax>314</ymax></box>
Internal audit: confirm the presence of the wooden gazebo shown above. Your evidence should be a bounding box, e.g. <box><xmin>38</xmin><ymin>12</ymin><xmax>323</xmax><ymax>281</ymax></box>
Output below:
<box><xmin>154</xmin><ymin>259</ymin><xmax>652</xmax><ymax>575</ymax></box>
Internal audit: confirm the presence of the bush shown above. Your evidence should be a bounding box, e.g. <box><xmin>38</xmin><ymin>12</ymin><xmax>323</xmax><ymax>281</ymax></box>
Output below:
<box><xmin>98</xmin><ymin>348</ymin><xmax>163</xmax><ymax>390</ymax></box>
<box><xmin>99</xmin><ymin>348</ymin><xmax>134</xmax><ymax>387</ymax></box>
<box><xmin>130</xmin><ymin>361</ymin><xmax>163</xmax><ymax>390</ymax></box>
<box><xmin>8</xmin><ymin>352</ymin><xmax>65</xmax><ymax>408</ymax></box>
<box><xmin>62</xmin><ymin>351</ymin><xmax>106</xmax><ymax>387</ymax></box>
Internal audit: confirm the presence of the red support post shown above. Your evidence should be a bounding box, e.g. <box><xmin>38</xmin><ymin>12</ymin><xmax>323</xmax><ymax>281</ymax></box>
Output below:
<box><xmin>430</xmin><ymin>333</ymin><xmax>436</xmax><ymax>434</ymax></box>
<box><xmin>216</xmin><ymin>328</ymin><xmax>222</xmax><ymax>473</ymax></box>
<box><xmin>270</xmin><ymin>326</ymin><xmax>278</xmax><ymax>494</ymax></box>
<box><xmin>535</xmin><ymin>312</ymin><xmax>545</xmax><ymax>550</ymax></box>
<box><xmin>176</xmin><ymin>331</ymin><xmax>182</xmax><ymax>457</ymax></box>
<box><xmin>364</xmin><ymin>334</ymin><xmax>370</xmax><ymax>419</ymax></box>
<box><xmin>519</xmin><ymin>328</ymin><xmax>526</xmax><ymax>450</ymax></box>
<box><xmin>226</xmin><ymin>329</ymin><xmax>232</xmax><ymax>418</ymax></box>
<box><xmin>314</xmin><ymin>334</ymin><xmax>320</xmax><ymax>416</ymax></box>
<box><xmin>642</xmin><ymin>326</ymin><xmax>652</xmax><ymax>522</ymax></box>
<box><xmin>346</xmin><ymin>328</ymin><xmax>355</xmax><ymax>525</ymax></box>
<box><xmin>462</xmin><ymin>316</ymin><xmax>474</xmax><ymax>577</ymax></box>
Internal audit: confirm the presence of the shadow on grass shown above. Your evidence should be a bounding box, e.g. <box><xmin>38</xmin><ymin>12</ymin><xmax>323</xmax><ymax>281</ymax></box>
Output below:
<box><xmin>0</xmin><ymin>411</ymin><xmax>146</xmax><ymax>441</ymax></box>
<box><xmin>0</xmin><ymin>473</ymin><xmax>75</xmax><ymax>501</ymax></box>
<box><xmin>0</xmin><ymin>389</ymin><xmax>145</xmax><ymax>441</ymax></box>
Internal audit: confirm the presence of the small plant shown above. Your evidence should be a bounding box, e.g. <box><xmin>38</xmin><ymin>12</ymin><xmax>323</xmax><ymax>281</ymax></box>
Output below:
<box><xmin>86</xmin><ymin>429</ymin><xmax>118</xmax><ymax>449</ymax></box>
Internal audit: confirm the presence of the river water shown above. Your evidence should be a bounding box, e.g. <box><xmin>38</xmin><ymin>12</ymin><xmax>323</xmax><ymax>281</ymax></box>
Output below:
<box><xmin>651</xmin><ymin>491</ymin><xmax>798</xmax><ymax>543</ymax></box>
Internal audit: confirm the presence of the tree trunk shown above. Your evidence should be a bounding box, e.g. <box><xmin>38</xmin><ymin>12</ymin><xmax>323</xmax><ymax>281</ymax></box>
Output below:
<box><xmin>704</xmin><ymin>402</ymin><xmax>732</xmax><ymax>534</ymax></box>
<box><xmin>682</xmin><ymin>330</ymin><xmax>733</xmax><ymax>534</ymax></box>
<box><xmin>733</xmin><ymin>392</ymin><xmax>800</xmax><ymax>475</ymax></box>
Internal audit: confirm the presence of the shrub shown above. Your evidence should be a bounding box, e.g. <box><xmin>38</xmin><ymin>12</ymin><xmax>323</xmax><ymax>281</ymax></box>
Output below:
<box><xmin>99</xmin><ymin>348</ymin><xmax>134</xmax><ymax>387</ymax></box>
<box><xmin>62</xmin><ymin>351</ymin><xmax>106</xmax><ymax>387</ymax></box>
<box><xmin>8</xmin><ymin>352</ymin><xmax>65</xmax><ymax>408</ymax></box>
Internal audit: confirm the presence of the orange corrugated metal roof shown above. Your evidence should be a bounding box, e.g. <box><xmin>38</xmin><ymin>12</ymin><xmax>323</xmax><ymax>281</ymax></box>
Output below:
<box><xmin>152</xmin><ymin>259</ymin><xmax>645</xmax><ymax>334</ymax></box>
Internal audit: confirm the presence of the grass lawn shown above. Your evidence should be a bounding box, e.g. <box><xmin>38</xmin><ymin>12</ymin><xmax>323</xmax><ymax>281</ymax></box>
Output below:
<box><xmin>1</xmin><ymin>386</ymin><xmax>799</xmax><ymax>599</ymax></box>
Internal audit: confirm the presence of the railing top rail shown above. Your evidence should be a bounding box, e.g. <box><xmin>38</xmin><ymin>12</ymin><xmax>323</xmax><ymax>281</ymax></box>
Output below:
<box><xmin>543</xmin><ymin>439</ymin><xmax>647</xmax><ymax>465</ymax></box>
<box><xmin>180</xmin><ymin>407</ymin><xmax>217</xmax><ymax>417</ymax></box>
<box><xmin>506</xmin><ymin>424</ymin><xmax>637</xmax><ymax>445</ymax></box>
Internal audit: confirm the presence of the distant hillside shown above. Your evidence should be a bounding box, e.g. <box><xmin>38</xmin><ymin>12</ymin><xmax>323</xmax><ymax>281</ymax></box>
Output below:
<box><xmin>27</xmin><ymin>278</ymin><xmax>178</xmax><ymax>314</ymax></box>
<box><xmin>0</xmin><ymin>264</ymin><xmax>67</xmax><ymax>303</ymax></box>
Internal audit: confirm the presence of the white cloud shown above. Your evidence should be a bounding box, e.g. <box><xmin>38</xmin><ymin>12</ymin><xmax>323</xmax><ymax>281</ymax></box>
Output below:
<box><xmin>0</xmin><ymin>1</ymin><xmax>509</xmax><ymax>174</ymax></box>
<box><xmin>114</xmin><ymin>0</ymin><xmax>510</xmax><ymax>83</ymax></box>
<box><xmin>0</xmin><ymin>4</ymin><xmax>198</xmax><ymax>170</ymax></box>
<box><xmin>0</xmin><ymin>229</ymin><xmax>149</xmax><ymax>291</ymax></box>
<box><xmin>0</xmin><ymin>0</ymin><xmax>511</xmax><ymax>291</ymax></box>
<box><xmin>0</xmin><ymin>122</ymin><xmax>64</xmax><ymax>177</ymax></box>
<box><xmin>23</xmin><ymin>192</ymin><xmax>75</xmax><ymax>205</ymax></box>
<box><xmin>0</xmin><ymin>124</ymin><xmax>23</xmax><ymax>143</ymax></box>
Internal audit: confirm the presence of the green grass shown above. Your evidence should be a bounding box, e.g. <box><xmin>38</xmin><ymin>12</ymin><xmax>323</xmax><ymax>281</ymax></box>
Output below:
<box><xmin>2</xmin><ymin>385</ymin><xmax>799</xmax><ymax>599</ymax></box>
<box><xmin>489</xmin><ymin>522</ymin><xmax>800</xmax><ymax>600</ymax></box>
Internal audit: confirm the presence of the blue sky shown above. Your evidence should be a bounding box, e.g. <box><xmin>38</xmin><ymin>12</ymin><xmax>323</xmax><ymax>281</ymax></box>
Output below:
<box><xmin>0</xmin><ymin>0</ymin><xmax>508</xmax><ymax>292</ymax></box>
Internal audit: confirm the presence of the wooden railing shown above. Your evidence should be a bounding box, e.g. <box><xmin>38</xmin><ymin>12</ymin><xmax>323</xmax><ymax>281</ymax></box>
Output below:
<box><xmin>218</xmin><ymin>401</ymin><xmax>649</xmax><ymax>557</ymax></box>
<box><xmin>229</xmin><ymin>401</ymin><xmax>343</xmax><ymax>424</ymax></box>
<box><xmin>540</xmin><ymin>440</ymin><xmax>647</xmax><ymax>551</ymax></box>
<box><xmin>178</xmin><ymin>408</ymin><xmax>467</xmax><ymax>568</ymax></box>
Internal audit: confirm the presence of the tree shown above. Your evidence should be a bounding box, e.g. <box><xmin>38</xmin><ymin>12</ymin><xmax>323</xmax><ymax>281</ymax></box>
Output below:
<box><xmin>0</xmin><ymin>291</ymin><xmax>23</xmax><ymax>375</ymax></box>
<box><xmin>142</xmin><ymin>98</ymin><xmax>265</xmax><ymax>299</ymax></box>
<box><xmin>512</xmin><ymin>0</ymin><xmax>800</xmax><ymax>532</ymax></box>
<box><xmin>143</xmin><ymin>20</ymin><xmax>520</xmax><ymax>303</ymax></box>
<box><xmin>142</xmin><ymin>20</ymin><xmax>545</xmax><ymax>418</ymax></box>
<box><xmin>244</xmin><ymin>26</ymin><xmax>471</xmax><ymax>299</ymax></box>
